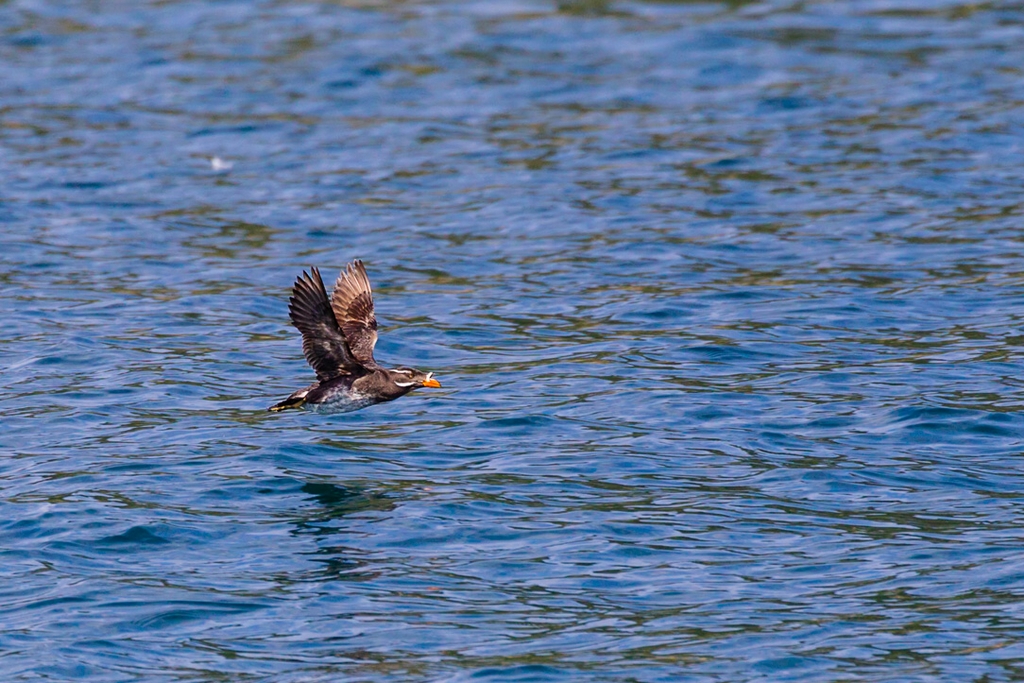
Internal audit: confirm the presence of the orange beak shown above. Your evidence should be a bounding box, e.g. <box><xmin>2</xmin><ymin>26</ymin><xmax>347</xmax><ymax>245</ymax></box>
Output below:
<box><xmin>421</xmin><ymin>378</ymin><xmax>442</xmax><ymax>388</ymax></box>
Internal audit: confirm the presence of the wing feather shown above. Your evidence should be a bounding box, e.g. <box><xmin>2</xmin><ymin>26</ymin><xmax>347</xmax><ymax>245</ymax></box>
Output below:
<box><xmin>288</xmin><ymin>267</ymin><xmax>360</xmax><ymax>379</ymax></box>
<box><xmin>330</xmin><ymin>260</ymin><xmax>379</xmax><ymax>369</ymax></box>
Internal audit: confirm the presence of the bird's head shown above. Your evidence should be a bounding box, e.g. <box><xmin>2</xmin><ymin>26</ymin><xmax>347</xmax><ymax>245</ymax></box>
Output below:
<box><xmin>388</xmin><ymin>367</ymin><xmax>442</xmax><ymax>391</ymax></box>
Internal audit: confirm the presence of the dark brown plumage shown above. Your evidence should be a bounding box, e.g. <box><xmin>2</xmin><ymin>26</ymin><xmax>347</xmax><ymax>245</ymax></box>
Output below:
<box><xmin>269</xmin><ymin>260</ymin><xmax>441</xmax><ymax>413</ymax></box>
<box><xmin>331</xmin><ymin>261</ymin><xmax>379</xmax><ymax>369</ymax></box>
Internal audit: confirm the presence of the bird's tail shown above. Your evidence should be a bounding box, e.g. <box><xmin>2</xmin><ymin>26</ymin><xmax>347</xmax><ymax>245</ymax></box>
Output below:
<box><xmin>268</xmin><ymin>388</ymin><xmax>309</xmax><ymax>412</ymax></box>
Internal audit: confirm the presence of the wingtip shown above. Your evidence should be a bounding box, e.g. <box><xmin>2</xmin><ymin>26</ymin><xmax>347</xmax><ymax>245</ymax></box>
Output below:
<box><xmin>310</xmin><ymin>267</ymin><xmax>325</xmax><ymax>289</ymax></box>
<box><xmin>293</xmin><ymin>268</ymin><xmax>326</xmax><ymax>292</ymax></box>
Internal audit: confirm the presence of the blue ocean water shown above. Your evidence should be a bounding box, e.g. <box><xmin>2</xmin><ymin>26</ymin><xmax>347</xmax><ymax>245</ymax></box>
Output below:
<box><xmin>2</xmin><ymin>1</ymin><xmax>1024</xmax><ymax>681</ymax></box>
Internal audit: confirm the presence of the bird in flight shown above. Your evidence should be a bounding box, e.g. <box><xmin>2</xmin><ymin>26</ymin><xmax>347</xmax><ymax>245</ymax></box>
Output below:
<box><xmin>269</xmin><ymin>260</ymin><xmax>441</xmax><ymax>413</ymax></box>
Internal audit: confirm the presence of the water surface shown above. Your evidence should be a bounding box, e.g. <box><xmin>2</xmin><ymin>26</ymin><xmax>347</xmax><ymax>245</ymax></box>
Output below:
<box><xmin>3</xmin><ymin>1</ymin><xmax>1024</xmax><ymax>681</ymax></box>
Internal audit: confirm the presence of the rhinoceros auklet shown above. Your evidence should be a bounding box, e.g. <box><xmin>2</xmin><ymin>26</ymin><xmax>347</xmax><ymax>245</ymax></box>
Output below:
<box><xmin>269</xmin><ymin>260</ymin><xmax>441</xmax><ymax>413</ymax></box>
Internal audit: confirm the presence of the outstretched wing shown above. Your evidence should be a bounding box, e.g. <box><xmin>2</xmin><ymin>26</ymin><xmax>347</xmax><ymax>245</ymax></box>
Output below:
<box><xmin>330</xmin><ymin>260</ymin><xmax>379</xmax><ymax>369</ymax></box>
<box><xmin>288</xmin><ymin>268</ymin><xmax>360</xmax><ymax>379</ymax></box>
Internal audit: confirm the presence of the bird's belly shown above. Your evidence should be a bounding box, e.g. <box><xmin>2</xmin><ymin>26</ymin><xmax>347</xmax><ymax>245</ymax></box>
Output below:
<box><xmin>306</xmin><ymin>386</ymin><xmax>379</xmax><ymax>414</ymax></box>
